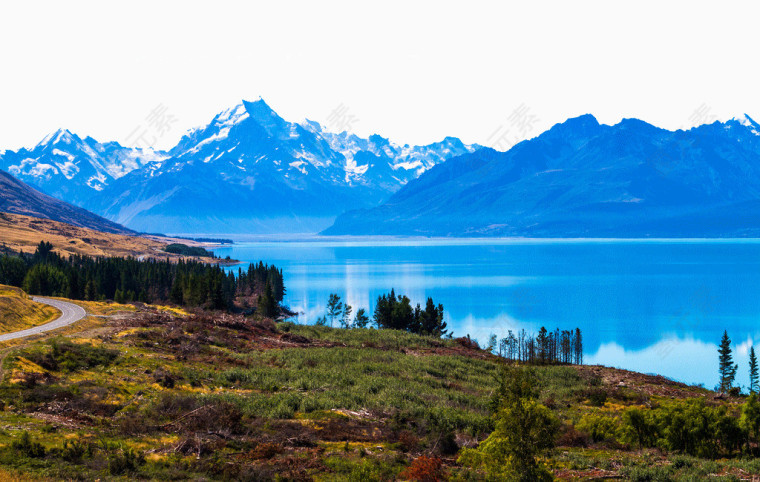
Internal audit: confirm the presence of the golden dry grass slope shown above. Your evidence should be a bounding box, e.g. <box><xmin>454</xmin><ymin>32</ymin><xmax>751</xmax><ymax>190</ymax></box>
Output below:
<box><xmin>0</xmin><ymin>284</ymin><xmax>59</xmax><ymax>334</ymax></box>
<box><xmin>0</xmin><ymin>211</ymin><xmax>219</xmax><ymax>261</ymax></box>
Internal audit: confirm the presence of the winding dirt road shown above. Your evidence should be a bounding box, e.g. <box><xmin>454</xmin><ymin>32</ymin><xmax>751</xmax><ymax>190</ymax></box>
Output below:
<box><xmin>0</xmin><ymin>297</ymin><xmax>86</xmax><ymax>342</ymax></box>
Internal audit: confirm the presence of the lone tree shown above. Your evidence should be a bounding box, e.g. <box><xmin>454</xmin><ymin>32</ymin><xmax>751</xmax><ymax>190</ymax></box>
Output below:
<box><xmin>326</xmin><ymin>293</ymin><xmax>343</xmax><ymax>328</ymax></box>
<box><xmin>718</xmin><ymin>330</ymin><xmax>739</xmax><ymax>393</ymax></box>
<box><xmin>750</xmin><ymin>347</ymin><xmax>759</xmax><ymax>394</ymax></box>
<box><xmin>459</xmin><ymin>366</ymin><xmax>557</xmax><ymax>481</ymax></box>
<box><xmin>353</xmin><ymin>308</ymin><xmax>370</xmax><ymax>328</ymax></box>
<box><xmin>341</xmin><ymin>303</ymin><xmax>353</xmax><ymax>329</ymax></box>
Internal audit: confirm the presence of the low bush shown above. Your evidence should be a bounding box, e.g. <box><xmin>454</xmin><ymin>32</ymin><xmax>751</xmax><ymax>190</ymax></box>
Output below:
<box><xmin>621</xmin><ymin>464</ymin><xmax>674</xmax><ymax>481</ymax></box>
<box><xmin>576</xmin><ymin>413</ymin><xmax>619</xmax><ymax>443</ymax></box>
<box><xmin>22</xmin><ymin>339</ymin><xmax>118</xmax><ymax>373</ymax></box>
<box><xmin>585</xmin><ymin>387</ymin><xmax>608</xmax><ymax>407</ymax></box>
<box><xmin>11</xmin><ymin>432</ymin><xmax>45</xmax><ymax>458</ymax></box>
<box><xmin>108</xmin><ymin>447</ymin><xmax>145</xmax><ymax>475</ymax></box>
<box><xmin>399</xmin><ymin>455</ymin><xmax>446</xmax><ymax>481</ymax></box>
<box><xmin>60</xmin><ymin>438</ymin><xmax>88</xmax><ymax>463</ymax></box>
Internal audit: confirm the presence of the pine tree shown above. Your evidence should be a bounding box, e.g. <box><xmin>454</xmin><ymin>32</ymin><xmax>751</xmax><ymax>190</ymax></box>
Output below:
<box><xmin>257</xmin><ymin>281</ymin><xmax>277</xmax><ymax>319</ymax></box>
<box><xmin>353</xmin><ymin>308</ymin><xmax>370</xmax><ymax>328</ymax></box>
<box><xmin>341</xmin><ymin>303</ymin><xmax>353</xmax><ymax>329</ymax></box>
<box><xmin>750</xmin><ymin>347</ymin><xmax>759</xmax><ymax>394</ymax></box>
<box><xmin>84</xmin><ymin>279</ymin><xmax>96</xmax><ymax>301</ymax></box>
<box><xmin>536</xmin><ymin>327</ymin><xmax>549</xmax><ymax>364</ymax></box>
<box><xmin>373</xmin><ymin>294</ymin><xmax>389</xmax><ymax>328</ymax></box>
<box><xmin>574</xmin><ymin>328</ymin><xmax>583</xmax><ymax>365</ymax></box>
<box><xmin>326</xmin><ymin>293</ymin><xmax>343</xmax><ymax>328</ymax></box>
<box><xmin>487</xmin><ymin>334</ymin><xmax>498</xmax><ymax>354</ymax></box>
<box><xmin>391</xmin><ymin>294</ymin><xmax>414</xmax><ymax>331</ymax></box>
<box><xmin>417</xmin><ymin>298</ymin><xmax>448</xmax><ymax>337</ymax></box>
<box><xmin>718</xmin><ymin>330</ymin><xmax>738</xmax><ymax>393</ymax></box>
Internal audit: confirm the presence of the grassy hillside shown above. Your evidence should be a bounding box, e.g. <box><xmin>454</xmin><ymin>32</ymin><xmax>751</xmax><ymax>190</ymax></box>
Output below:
<box><xmin>0</xmin><ymin>304</ymin><xmax>754</xmax><ymax>480</ymax></box>
<box><xmin>0</xmin><ymin>212</ymin><xmax>224</xmax><ymax>261</ymax></box>
<box><xmin>0</xmin><ymin>170</ymin><xmax>133</xmax><ymax>236</ymax></box>
<box><xmin>0</xmin><ymin>285</ymin><xmax>59</xmax><ymax>334</ymax></box>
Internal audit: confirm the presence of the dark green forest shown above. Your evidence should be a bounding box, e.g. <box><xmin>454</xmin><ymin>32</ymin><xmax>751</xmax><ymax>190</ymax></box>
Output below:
<box><xmin>162</xmin><ymin>243</ymin><xmax>215</xmax><ymax>258</ymax></box>
<box><xmin>0</xmin><ymin>241</ymin><xmax>283</xmax><ymax>311</ymax></box>
<box><xmin>373</xmin><ymin>289</ymin><xmax>449</xmax><ymax>337</ymax></box>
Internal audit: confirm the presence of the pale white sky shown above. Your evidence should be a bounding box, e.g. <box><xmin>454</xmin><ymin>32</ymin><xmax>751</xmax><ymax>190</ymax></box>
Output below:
<box><xmin>1</xmin><ymin>0</ymin><xmax>758</xmax><ymax>151</ymax></box>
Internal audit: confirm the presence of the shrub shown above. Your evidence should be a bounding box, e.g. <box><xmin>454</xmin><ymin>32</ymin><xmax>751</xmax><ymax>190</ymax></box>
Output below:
<box><xmin>345</xmin><ymin>458</ymin><xmax>398</xmax><ymax>481</ymax></box>
<box><xmin>577</xmin><ymin>413</ymin><xmax>619</xmax><ymax>443</ymax></box>
<box><xmin>181</xmin><ymin>401</ymin><xmax>244</xmax><ymax>434</ymax></box>
<box><xmin>556</xmin><ymin>423</ymin><xmax>589</xmax><ymax>447</ymax></box>
<box><xmin>621</xmin><ymin>464</ymin><xmax>674</xmax><ymax>481</ymax></box>
<box><xmin>619</xmin><ymin>407</ymin><xmax>658</xmax><ymax>449</ymax></box>
<box><xmin>459</xmin><ymin>367</ymin><xmax>557</xmax><ymax>481</ymax></box>
<box><xmin>23</xmin><ymin>339</ymin><xmax>118</xmax><ymax>373</ymax></box>
<box><xmin>118</xmin><ymin>412</ymin><xmax>151</xmax><ymax>435</ymax></box>
<box><xmin>585</xmin><ymin>388</ymin><xmax>608</xmax><ymax>407</ymax></box>
<box><xmin>11</xmin><ymin>431</ymin><xmax>45</xmax><ymax>458</ymax></box>
<box><xmin>400</xmin><ymin>456</ymin><xmax>446</xmax><ymax>481</ymax></box>
<box><xmin>437</xmin><ymin>430</ymin><xmax>459</xmax><ymax>456</ymax></box>
<box><xmin>670</xmin><ymin>454</ymin><xmax>695</xmax><ymax>469</ymax></box>
<box><xmin>108</xmin><ymin>447</ymin><xmax>145</xmax><ymax>475</ymax></box>
<box><xmin>396</xmin><ymin>430</ymin><xmax>419</xmax><ymax>452</ymax></box>
<box><xmin>152</xmin><ymin>368</ymin><xmax>176</xmax><ymax>388</ymax></box>
<box><xmin>741</xmin><ymin>392</ymin><xmax>760</xmax><ymax>453</ymax></box>
<box><xmin>60</xmin><ymin>438</ymin><xmax>87</xmax><ymax>463</ymax></box>
<box><xmin>250</xmin><ymin>442</ymin><xmax>282</xmax><ymax>460</ymax></box>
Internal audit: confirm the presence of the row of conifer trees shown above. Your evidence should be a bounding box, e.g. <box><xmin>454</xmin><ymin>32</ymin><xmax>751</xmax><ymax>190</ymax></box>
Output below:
<box><xmin>496</xmin><ymin>327</ymin><xmax>583</xmax><ymax>365</ymax></box>
<box><xmin>0</xmin><ymin>241</ymin><xmax>283</xmax><ymax>311</ymax></box>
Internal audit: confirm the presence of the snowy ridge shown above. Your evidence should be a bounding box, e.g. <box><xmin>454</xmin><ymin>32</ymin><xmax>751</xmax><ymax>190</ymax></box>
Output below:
<box><xmin>74</xmin><ymin>98</ymin><xmax>480</xmax><ymax>233</ymax></box>
<box><xmin>0</xmin><ymin>128</ymin><xmax>168</xmax><ymax>206</ymax></box>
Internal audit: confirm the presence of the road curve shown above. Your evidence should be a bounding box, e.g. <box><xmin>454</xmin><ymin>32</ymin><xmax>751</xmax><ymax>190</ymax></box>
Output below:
<box><xmin>0</xmin><ymin>297</ymin><xmax>87</xmax><ymax>342</ymax></box>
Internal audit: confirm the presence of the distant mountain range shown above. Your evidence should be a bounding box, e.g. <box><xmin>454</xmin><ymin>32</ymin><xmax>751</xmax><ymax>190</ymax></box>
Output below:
<box><xmin>325</xmin><ymin>114</ymin><xmax>760</xmax><ymax>237</ymax></box>
<box><xmin>6</xmin><ymin>101</ymin><xmax>760</xmax><ymax>238</ymax></box>
<box><xmin>0</xmin><ymin>129</ymin><xmax>166</xmax><ymax>206</ymax></box>
<box><xmin>0</xmin><ymin>99</ymin><xmax>477</xmax><ymax>234</ymax></box>
<box><xmin>0</xmin><ymin>170</ymin><xmax>132</xmax><ymax>235</ymax></box>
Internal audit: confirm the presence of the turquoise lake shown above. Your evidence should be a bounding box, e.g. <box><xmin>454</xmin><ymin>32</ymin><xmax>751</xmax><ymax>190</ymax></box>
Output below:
<box><xmin>213</xmin><ymin>239</ymin><xmax>760</xmax><ymax>388</ymax></box>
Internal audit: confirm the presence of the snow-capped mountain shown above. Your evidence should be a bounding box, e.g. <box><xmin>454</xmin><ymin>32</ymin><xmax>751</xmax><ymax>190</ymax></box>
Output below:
<box><xmin>325</xmin><ymin>114</ymin><xmax>760</xmax><ymax>237</ymax></box>
<box><xmin>0</xmin><ymin>129</ymin><xmax>166</xmax><ymax>205</ymax></box>
<box><xmin>301</xmin><ymin>120</ymin><xmax>480</xmax><ymax>192</ymax></box>
<box><xmin>84</xmin><ymin>98</ymin><xmax>477</xmax><ymax>233</ymax></box>
<box><xmin>5</xmin><ymin>99</ymin><xmax>760</xmax><ymax>237</ymax></box>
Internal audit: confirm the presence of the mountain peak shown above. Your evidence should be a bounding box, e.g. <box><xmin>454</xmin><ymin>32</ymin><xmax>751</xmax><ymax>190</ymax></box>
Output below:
<box><xmin>301</xmin><ymin>119</ymin><xmax>323</xmax><ymax>134</ymax></box>
<box><xmin>616</xmin><ymin>117</ymin><xmax>662</xmax><ymax>132</ymax></box>
<box><xmin>243</xmin><ymin>97</ymin><xmax>275</xmax><ymax>117</ymax></box>
<box><xmin>242</xmin><ymin>98</ymin><xmax>288</xmax><ymax>135</ymax></box>
<box><xmin>368</xmin><ymin>133</ymin><xmax>390</xmax><ymax>146</ymax></box>
<box><xmin>213</xmin><ymin>103</ymin><xmax>249</xmax><ymax>128</ymax></box>
<box><xmin>542</xmin><ymin>113</ymin><xmax>600</xmax><ymax>141</ymax></box>
<box><xmin>733</xmin><ymin>114</ymin><xmax>760</xmax><ymax>132</ymax></box>
<box><xmin>568</xmin><ymin>113</ymin><xmax>599</xmax><ymax>125</ymax></box>
<box><xmin>553</xmin><ymin>114</ymin><xmax>600</xmax><ymax>131</ymax></box>
<box><xmin>38</xmin><ymin>128</ymin><xmax>75</xmax><ymax>147</ymax></box>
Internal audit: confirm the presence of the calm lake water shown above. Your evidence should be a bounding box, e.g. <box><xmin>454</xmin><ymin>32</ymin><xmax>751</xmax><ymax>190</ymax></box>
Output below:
<box><xmin>213</xmin><ymin>238</ymin><xmax>760</xmax><ymax>388</ymax></box>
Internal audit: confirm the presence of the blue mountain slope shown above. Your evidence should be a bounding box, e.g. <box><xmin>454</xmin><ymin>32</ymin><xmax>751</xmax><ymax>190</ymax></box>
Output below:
<box><xmin>324</xmin><ymin>114</ymin><xmax>760</xmax><ymax>237</ymax></box>
<box><xmin>0</xmin><ymin>170</ymin><xmax>133</xmax><ymax>235</ymax></box>
<box><xmin>85</xmin><ymin>99</ymin><xmax>477</xmax><ymax>233</ymax></box>
<box><xmin>0</xmin><ymin>129</ymin><xmax>166</xmax><ymax>206</ymax></box>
